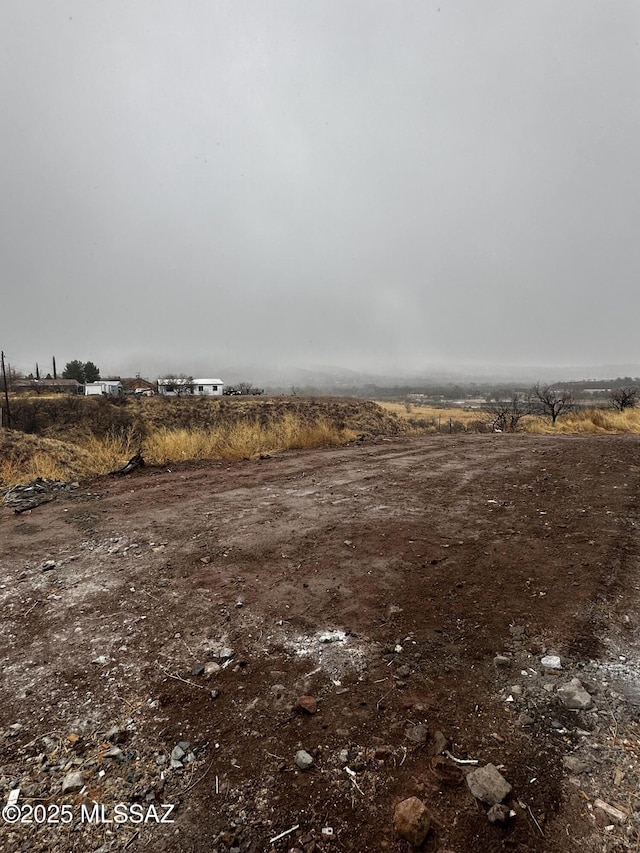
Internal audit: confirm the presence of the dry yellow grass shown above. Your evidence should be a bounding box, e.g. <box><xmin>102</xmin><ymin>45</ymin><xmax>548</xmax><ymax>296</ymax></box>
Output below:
<box><xmin>1</xmin><ymin>413</ymin><xmax>358</xmax><ymax>488</ymax></box>
<box><xmin>82</xmin><ymin>428</ymin><xmax>141</xmax><ymax>471</ymax></box>
<box><xmin>144</xmin><ymin>415</ymin><xmax>357</xmax><ymax>465</ymax></box>
<box><xmin>377</xmin><ymin>401</ymin><xmax>486</xmax><ymax>429</ymax></box>
<box><xmin>523</xmin><ymin>408</ymin><xmax>640</xmax><ymax>434</ymax></box>
<box><xmin>378</xmin><ymin>400</ymin><xmax>640</xmax><ymax>435</ymax></box>
<box><xmin>0</xmin><ymin>432</ymin><xmax>97</xmax><ymax>487</ymax></box>
<box><xmin>4</xmin><ymin>400</ymin><xmax>639</xmax><ymax>491</ymax></box>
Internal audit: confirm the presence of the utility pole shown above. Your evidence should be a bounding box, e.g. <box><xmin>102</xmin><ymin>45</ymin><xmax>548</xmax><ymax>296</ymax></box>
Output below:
<box><xmin>53</xmin><ymin>356</ymin><xmax>57</xmax><ymax>379</ymax></box>
<box><xmin>1</xmin><ymin>350</ymin><xmax>11</xmax><ymax>429</ymax></box>
<box><xmin>36</xmin><ymin>362</ymin><xmax>40</xmax><ymax>380</ymax></box>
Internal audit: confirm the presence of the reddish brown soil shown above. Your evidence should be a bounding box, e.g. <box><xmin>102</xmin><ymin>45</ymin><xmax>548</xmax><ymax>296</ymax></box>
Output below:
<box><xmin>1</xmin><ymin>434</ymin><xmax>640</xmax><ymax>852</ymax></box>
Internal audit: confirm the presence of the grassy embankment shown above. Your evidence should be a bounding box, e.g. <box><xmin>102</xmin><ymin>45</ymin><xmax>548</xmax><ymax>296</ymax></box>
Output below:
<box><xmin>3</xmin><ymin>396</ymin><xmax>639</xmax><ymax>490</ymax></box>
<box><xmin>0</xmin><ymin>396</ymin><xmax>405</xmax><ymax>488</ymax></box>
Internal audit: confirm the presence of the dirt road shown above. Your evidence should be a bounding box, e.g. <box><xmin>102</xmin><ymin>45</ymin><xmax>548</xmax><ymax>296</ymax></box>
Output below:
<box><xmin>2</xmin><ymin>434</ymin><xmax>640</xmax><ymax>852</ymax></box>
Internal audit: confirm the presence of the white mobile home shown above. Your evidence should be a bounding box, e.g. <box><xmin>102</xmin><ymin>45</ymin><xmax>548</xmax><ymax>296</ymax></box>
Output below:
<box><xmin>193</xmin><ymin>379</ymin><xmax>224</xmax><ymax>396</ymax></box>
<box><xmin>85</xmin><ymin>381</ymin><xmax>124</xmax><ymax>396</ymax></box>
<box><xmin>158</xmin><ymin>378</ymin><xmax>224</xmax><ymax>397</ymax></box>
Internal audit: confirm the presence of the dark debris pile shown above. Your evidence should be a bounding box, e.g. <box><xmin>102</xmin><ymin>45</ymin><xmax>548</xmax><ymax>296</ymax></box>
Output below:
<box><xmin>2</xmin><ymin>479</ymin><xmax>78</xmax><ymax>514</ymax></box>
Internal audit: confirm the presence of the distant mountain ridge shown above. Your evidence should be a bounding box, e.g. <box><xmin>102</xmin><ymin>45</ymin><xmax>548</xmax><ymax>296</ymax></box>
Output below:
<box><xmin>218</xmin><ymin>362</ymin><xmax>640</xmax><ymax>390</ymax></box>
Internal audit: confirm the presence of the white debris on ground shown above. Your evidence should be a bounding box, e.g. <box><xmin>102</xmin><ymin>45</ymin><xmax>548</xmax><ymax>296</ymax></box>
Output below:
<box><xmin>281</xmin><ymin>628</ymin><xmax>369</xmax><ymax>680</ymax></box>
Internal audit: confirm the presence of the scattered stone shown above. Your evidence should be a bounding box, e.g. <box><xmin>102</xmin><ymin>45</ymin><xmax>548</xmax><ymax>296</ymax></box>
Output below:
<box><xmin>218</xmin><ymin>647</ymin><xmax>235</xmax><ymax>662</ymax></box>
<box><xmin>271</xmin><ymin>684</ymin><xmax>287</xmax><ymax>701</ymax></box>
<box><xmin>61</xmin><ymin>771</ymin><xmax>84</xmax><ymax>794</ymax></box>
<box><xmin>466</xmin><ymin>763</ymin><xmax>512</xmax><ymax>805</ymax></box>
<box><xmin>563</xmin><ymin>755</ymin><xmax>589</xmax><ymax>774</ymax></box>
<box><xmin>518</xmin><ymin>713</ymin><xmax>534</xmax><ymax>727</ymax></box>
<box><xmin>393</xmin><ymin>797</ymin><xmax>431</xmax><ymax>846</ymax></box>
<box><xmin>204</xmin><ymin>662</ymin><xmax>221</xmax><ymax>678</ymax></box>
<box><xmin>294</xmin><ymin>750</ymin><xmax>314</xmax><ymax>771</ymax></box>
<box><xmin>171</xmin><ymin>744</ymin><xmax>187</xmax><ymax>762</ymax></box>
<box><xmin>102</xmin><ymin>746</ymin><xmax>124</xmax><ymax>761</ymax></box>
<box><xmin>405</xmin><ymin>724</ymin><xmax>428</xmax><ymax>744</ymax></box>
<box><xmin>200</xmin><ymin>556</ymin><xmax>211</xmax><ymax>564</ymax></box>
<box><xmin>541</xmin><ymin>654</ymin><xmax>562</xmax><ymax>669</ymax></box>
<box><xmin>41</xmin><ymin>559</ymin><xmax>58</xmax><ymax>571</ymax></box>
<box><xmin>431</xmin><ymin>730</ymin><xmax>449</xmax><ymax>755</ymax></box>
<box><xmin>396</xmin><ymin>665</ymin><xmax>411</xmax><ymax>679</ymax></box>
<box><xmin>294</xmin><ymin>695</ymin><xmax>318</xmax><ymax>714</ymax></box>
<box><xmin>558</xmin><ymin>678</ymin><xmax>593</xmax><ymax>710</ymax></box>
<box><xmin>191</xmin><ymin>662</ymin><xmax>205</xmax><ymax>676</ymax></box>
<box><xmin>487</xmin><ymin>803</ymin><xmax>512</xmax><ymax>824</ymax></box>
<box><xmin>494</xmin><ymin>655</ymin><xmax>511</xmax><ymax>667</ymax></box>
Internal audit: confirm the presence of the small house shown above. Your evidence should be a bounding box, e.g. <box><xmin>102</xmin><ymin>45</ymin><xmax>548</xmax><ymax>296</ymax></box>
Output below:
<box><xmin>85</xmin><ymin>380</ymin><xmax>124</xmax><ymax>396</ymax></box>
<box><xmin>120</xmin><ymin>377</ymin><xmax>156</xmax><ymax>396</ymax></box>
<box><xmin>13</xmin><ymin>379</ymin><xmax>82</xmax><ymax>394</ymax></box>
<box><xmin>192</xmin><ymin>378</ymin><xmax>224</xmax><ymax>396</ymax></box>
<box><xmin>157</xmin><ymin>378</ymin><xmax>224</xmax><ymax>397</ymax></box>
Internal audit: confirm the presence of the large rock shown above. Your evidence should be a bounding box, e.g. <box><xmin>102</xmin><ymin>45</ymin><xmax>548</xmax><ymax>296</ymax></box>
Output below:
<box><xmin>557</xmin><ymin>678</ymin><xmax>593</xmax><ymax>710</ymax></box>
<box><xmin>405</xmin><ymin>724</ymin><xmax>428</xmax><ymax>744</ymax></box>
<box><xmin>294</xmin><ymin>749</ymin><xmax>314</xmax><ymax>770</ymax></box>
<box><xmin>466</xmin><ymin>763</ymin><xmax>512</xmax><ymax>805</ymax></box>
<box><xmin>394</xmin><ymin>797</ymin><xmax>431</xmax><ymax>846</ymax></box>
<box><xmin>294</xmin><ymin>695</ymin><xmax>318</xmax><ymax>714</ymax></box>
<box><xmin>61</xmin><ymin>771</ymin><xmax>84</xmax><ymax>794</ymax></box>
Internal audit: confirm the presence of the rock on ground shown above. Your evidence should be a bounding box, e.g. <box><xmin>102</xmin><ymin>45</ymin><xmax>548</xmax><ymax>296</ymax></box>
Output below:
<box><xmin>465</xmin><ymin>763</ymin><xmax>512</xmax><ymax>805</ymax></box>
<box><xmin>557</xmin><ymin>678</ymin><xmax>593</xmax><ymax>710</ymax></box>
<box><xmin>394</xmin><ymin>796</ymin><xmax>431</xmax><ymax>846</ymax></box>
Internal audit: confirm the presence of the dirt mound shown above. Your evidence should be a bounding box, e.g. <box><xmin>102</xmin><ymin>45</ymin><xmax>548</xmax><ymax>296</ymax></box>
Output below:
<box><xmin>138</xmin><ymin>396</ymin><xmax>409</xmax><ymax>437</ymax></box>
<box><xmin>0</xmin><ymin>431</ymin><xmax>96</xmax><ymax>488</ymax></box>
<box><xmin>8</xmin><ymin>396</ymin><xmax>407</xmax><ymax>442</ymax></box>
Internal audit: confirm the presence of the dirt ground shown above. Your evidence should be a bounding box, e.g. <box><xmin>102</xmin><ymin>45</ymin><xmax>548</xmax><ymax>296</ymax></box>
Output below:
<box><xmin>2</xmin><ymin>433</ymin><xmax>640</xmax><ymax>852</ymax></box>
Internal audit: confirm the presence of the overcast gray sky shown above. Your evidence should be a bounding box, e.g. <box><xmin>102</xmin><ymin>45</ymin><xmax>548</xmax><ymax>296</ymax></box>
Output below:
<box><xmin>2</xmin><ymin>1</ymin><xmax>639</xmax><ymax>380</ymax></box>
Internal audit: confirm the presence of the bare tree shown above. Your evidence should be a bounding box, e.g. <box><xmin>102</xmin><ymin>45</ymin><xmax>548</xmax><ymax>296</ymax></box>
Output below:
<box><xmin>159</xmin><ymin>374</ymin><xmax>194</xmax><ymax>396</ymax></box>
<box><xmin>610</xmin><ymin>386</ymin><xmax>638</xmax><ymax>411</ymax></box>
<box><xmin>485</xmin><ymin>394</ymin><xmax>528</xmax><ymax>432</ymax></box>
<box><xmin>223</xmin><ymin>382</ymin><xmax>263</xmax><ymax>396</ymax></box>
<box><xmin>528</xmin><ymin>383</ymin><xmax>573</xmax><ymax>424</ymax></box>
